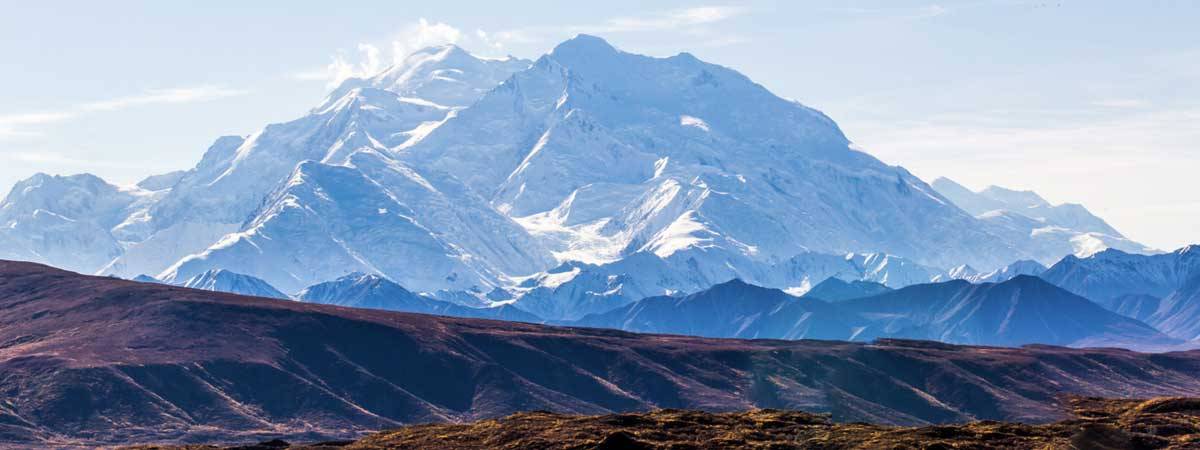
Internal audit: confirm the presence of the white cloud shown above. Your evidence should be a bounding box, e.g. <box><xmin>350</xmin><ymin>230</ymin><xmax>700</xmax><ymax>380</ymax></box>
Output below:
<box><xmin>79</xmin><ymin>86</ymin><xmax>249</xmax><ymax>112</ymax></box>
<box><xmin>595</xmin><ymin>6</ymin><xmax>745</xmax><ymax>33</ymax></box>
<box><xmin>301</xmin><ymin>18</ymin><xmax>468</xmax><ymax>88</ymax></box>
<box><xmin>390</xmin><ymin>18</ymin><xmax>463</xmax><ymax>61</ymax></box>
<box><xmin>2</xmin><ymin>151</ymin><xmax>157</xmax><ymax>170</ymax></box>
<box><xmin>296</xmin><ymin>6</ymin><xmax>748</xmax><ymax>87</ymax></box>
<box><xmin>0</xmin><ymin>86</ymin><xmax>246</xmax><ymax>139</ymax></box>
<box><xmin>829</xmin><ymin>4</ymin><xmax>950</xmax><ymax>22</ymax></box>
<box><xmin>0</xmin><ymin>112</ymin><xmax>77</xmax><ymax>138</ymax></box>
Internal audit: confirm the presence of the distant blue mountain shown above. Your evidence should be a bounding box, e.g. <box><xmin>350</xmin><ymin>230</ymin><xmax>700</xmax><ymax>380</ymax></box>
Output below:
<box><xmin>574</xmin><ymin>279</ymin><xmax>862</xmax><ymax>340</ymax></box>
<box><xmin>1041</xmin><ymin>245</ymin><xmax>1200</xmax><ymax>302</ymax></box>
<box><xmin>803</xmin><ymin>277</ymin><xmax>892</xmax><ymax>302</ymax></box>
<box><xmin>575</xmin><ymin>275</ymin><xmax>1178</xmax><ymax>349</ymax></box>
<box><xmin>838</xmin><ymin>275</ymin><xmax>1175</xmax><ymax>348</ymax></box>
<box><xmin>298</xmin><ymin>272</ymin><xmax>541</xmax><ymax>323</ymax></box>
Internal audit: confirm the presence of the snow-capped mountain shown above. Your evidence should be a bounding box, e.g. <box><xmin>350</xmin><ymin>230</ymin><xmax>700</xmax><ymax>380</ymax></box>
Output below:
<box><xmin>1040</xmin><ymin>245</ymin><xmax>1200</xmax><ymax>302</ymax></box>
<box><xmin>406</xmin><ymin>36</ymin><xmax>1024</xmax><ymax>272</ymax></box>
<box><xmin>321</xmin><ymin>44</ymin><xmax>530</xmax><ymax>114</ymax></box>
<box><xmin>180</xmin><ymin>269</ymin><xmax>289</xmax><ymax>299</ymax></box>
<box><xmin>159</xmin><ymin>149</ymin><xmax>553</xmax><ymax>293</ymax></box>
<box><xmin>103</xmin><ymin>46</ymin><xmax>536</xmax><ymax>281</ymax></box>
<box><xmin>509</xmin><ymin>250</ymin><xmax>944</xmax><ymax>320</ymax></box>
<box><xmin>931</xmin><ymin>177</ymin><xmax>1154</xmax><ymax>261</ymax></box>
<box><xmin>0</xmin><ymin>173</ymin><xmax>160</xmax><ymax>273</ymax></box>
<box><xmin>297</xmin><ymin>272</ymin><xmax>540</xmax><ymax>322</ymax></box>
<box><xmin>934</xmin><ymin>259</ymin><xmax>1047</xmax><ymax>284</ymax></box>
<box><xmin>0</xmin><ymin>35</ymin><xmax>1159</xmax><ymax>318</ymax></box>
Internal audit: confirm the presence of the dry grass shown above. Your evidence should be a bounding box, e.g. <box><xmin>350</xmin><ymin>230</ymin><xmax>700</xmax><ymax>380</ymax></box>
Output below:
<box><xmin>134</xmin><ymin>396</ymin><xmax>1200</xmax><ymax>450</ymax></box>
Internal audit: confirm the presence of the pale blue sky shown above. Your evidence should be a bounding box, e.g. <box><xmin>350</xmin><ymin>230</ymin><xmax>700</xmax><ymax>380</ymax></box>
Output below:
<box><xmin>1</xmin><ymin>1</ymin><xmax>1196</xmax><ymax>249</ymax></box>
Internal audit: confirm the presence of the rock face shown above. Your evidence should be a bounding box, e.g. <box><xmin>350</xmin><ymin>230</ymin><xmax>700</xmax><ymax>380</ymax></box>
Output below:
<box><xmin>5</xmin><ymin>261</ymin><xmax>1200</xmax><ymax>445</ymax></box>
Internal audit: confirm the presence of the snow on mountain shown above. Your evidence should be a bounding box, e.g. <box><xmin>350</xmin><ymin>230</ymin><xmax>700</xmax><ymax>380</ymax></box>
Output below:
<box><xmin>0</xmin><ymin>173</ymin><xmax>160</xmax><ymax>273</ymax></box>
<box><xmin>160</xmin><ymin>149</ymin><xmax>553</xmax><ymax>293</ymax></box>
<box><xmin>405</xmin><ymin>35</ymin><xmax>1019</xmax><ymax>274</ymax></box>
<box><xmin>320</xmin><ymin>44</ymin><xmax>530</xmax><ymax>113</ymax></box>
<box><xmin>131</xmin><ymin>274</ymin><xmax>162</xmax><ymax>284</ymax></box>
<box><xmin>970</xmin><ymin>259</ymin><xmax>1047</xmax><ymax>283</ymax></box>
<box><xmin>99</xmin><ymin>47</ymin><xmax>533</xmax><ymax>281</ymax></box>
<box><xmin>136</xmin><ymin>170</ymin><xmax>188</xmax><ymax>192</ymax></box>
<box><xmin>180</xmin><ymin>269</ymin><xmax>289</xmax><ymax>299</ymax></box>
<box><xmin>931</xmin><ymin>177</ymin><xmax>1153</xmax><ymax>261</ymax></box>
<box><xmin>297</xmin><ymin>272</ymin><xmax>541</xmax><ymax>322</ymax></box>
<box><xmin>1041</xmin><ymin>245</ymin><xmax>1200</xmax><ymax>302</ymax></box>
<box><xmin>510</xmin><ymin>249</ymin><xmax>941</xmax><ymax>321</ymax></box>
<box><xmin>934</xmin><ymin>259</ymin><xmax>1047</xmax><ymax>284</ymax></box>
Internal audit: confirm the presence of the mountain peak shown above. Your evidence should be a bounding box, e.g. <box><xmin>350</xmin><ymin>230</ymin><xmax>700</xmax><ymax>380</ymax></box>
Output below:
<box><xmin>979</xmin><ymin>185</ymin><xmax>1050</xmax><ymax>208</ymax></box>
<box><xmin>1003</xmin><ymin>274</ymin><xmax>1050</xmax><ymax>287</ymax></box>
<box><xmin>551</xmin><ymin>34</ymin><xmax>618</xmax><ymax>58</ymax></box>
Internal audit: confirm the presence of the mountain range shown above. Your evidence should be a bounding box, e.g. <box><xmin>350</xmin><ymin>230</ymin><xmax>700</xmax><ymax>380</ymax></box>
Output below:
<box><xmin>0</xmin><ymin>36</ymin><xmax>1159</xmax><ymax>321</ymax></box>
<box><xmin>931</xmin><ymin>177</ymin><xmax>1154</xmax><ymax>260</ymax></box>
<box><xmin>576</xmin><ymin>275</ymin><xmax>1179</xmax><ymax>349</ymax></box>
<box><xmin>1041</xmin><ymin>246</ymin><xmax>1200</xmax><ymax>339</ymax></box>
<box><xmin>6</xmin><ymin>260</ymin><xmax>1200</xmax><ymax>445</ymax></box>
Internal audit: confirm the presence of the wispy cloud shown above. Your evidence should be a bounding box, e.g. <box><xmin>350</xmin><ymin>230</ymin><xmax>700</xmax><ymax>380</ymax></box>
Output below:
<box><xmin>293</xmin><ymin>18</ymin><xmax>468</xmax><ymax>88</ymax></box>
<box><xmin>2</xmin><ymin>150</ymin><xmax>162</xmax><ymax>171</ymax></box>
<box><xmin>294</xmin><ymin>6</ymin><xmax>747</xmax><ymax>87</ymax></box>
<box><xmin>0</xmin><ymin>86</ymin><xmax>248</xmax><ymax>139</ymax></box>
<box><xmin>591</xmin><ymin>6</ymin><xmax>746</xmax><ymax>33</ymax></box>
<box><xmin>79</xmin><ymin>86</ymin><xmax>247</xmax><ymax>112</ymax></box>
<box><xmin>826</xmin><ymin>4</ymin><xmax>950</xmax><ymax>22</ymax></box>
<box><xmin>493</xmin><ymin>6</ymin><xmax>747</xmax><ymax>46</ymax></box>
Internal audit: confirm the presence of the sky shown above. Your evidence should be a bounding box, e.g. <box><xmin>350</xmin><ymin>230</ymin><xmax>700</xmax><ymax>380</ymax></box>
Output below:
<box><xmin>0</xmin><ymin>0</ymin><xmax>1196</xmax><ymax>250</ymax></box>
